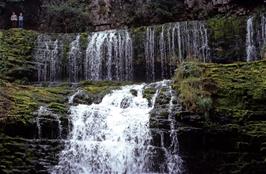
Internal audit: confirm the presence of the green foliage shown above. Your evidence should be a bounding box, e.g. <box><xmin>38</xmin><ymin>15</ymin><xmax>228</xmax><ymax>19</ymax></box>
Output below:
<box><xmin>147</xmin><ymin>0</ymin><xmax>179</xmax><ymax>19</ymax></box>
<box><xmin>175</xmin><ymin>60</ymin><xmax>266</xmax><ymax>122</ymax></box>
<box><xmin>207</xmin><ymin>16</ymin><xmax>246</xmax><ymax>61</ymax></box>
<box><xmin>174</xmin><ymin>62</ymin><xmax>213</xmax><ymax>113</ymax></box>
<box><xmin>44</xmin><ymin>0</ymin><xmax>91</xmax><ymax>32</ymax></box>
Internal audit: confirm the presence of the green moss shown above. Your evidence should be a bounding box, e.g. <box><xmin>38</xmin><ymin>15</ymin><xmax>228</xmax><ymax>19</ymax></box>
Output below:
<box><xmin>0</xmin><ymin>29</ymin><xmax>38</xmax><ymax>81</ymax></box>
<box><xmin>143</xmin><ymin>87</ymin><xmax>156</xmax><ymax>102</ymax></box>
<box><xmin>174</xmin><ymin>62</ymin><xmax>213</xmax><ymax>113</ymax></box>
<box><xmin>174</xmin><ymin>60</ymin><xmax>266</xmax><ymax>123</ymax></box>
<box><xmin>80</xmin><ymin>81</ymin><xmax>130</xmax><ymax>95</ymax></box>
<box><xmin>48</xmin><ymin>102</ymin><xmax>67</xmax><ymax>114</ymax></box>
<box><xmin>0</xmin><ymin>82</ymin><xmax>70</xmax><ymax>125</ymax></box>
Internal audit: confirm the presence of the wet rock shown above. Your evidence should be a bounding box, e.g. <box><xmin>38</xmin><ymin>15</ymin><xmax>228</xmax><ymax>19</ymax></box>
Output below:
<box><xmin>130</xmin><ymin>89</ymin><xmax>138</xmax><ymax>97</ymax></box>
<box><xmin>120</xmin><ymin>97</ymin><xmax>133</xmax><ymax>109</ymax></box>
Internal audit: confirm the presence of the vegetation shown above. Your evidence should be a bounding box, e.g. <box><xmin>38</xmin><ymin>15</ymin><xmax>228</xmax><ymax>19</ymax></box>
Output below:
<box><xmin>43</xmin><ymin>0</ymin><xmax>92</xmax><ymax>33</ymax></box>
<box><xmin>174</xmin><ymin>60</ymin><xmax>266</xmax><ymax>123</ymax></box>
<box><xmin>0</xmin><ymin>29</ymin><xmax>37</xmax><ymax>82</ymax></box>
<box><xmin>174</xmin><ymin>61</ymin><xmax>213</xmax><ymax>113</ymax></box>
<box><xmin>0</xmin><ymin>80</ymin><xmax>128</xmax><ymax>127</ymax></box>
<box><xmin>207</xmin><ymin>15</ymin><xmax>247</xmax><ymax>62</ymax></box>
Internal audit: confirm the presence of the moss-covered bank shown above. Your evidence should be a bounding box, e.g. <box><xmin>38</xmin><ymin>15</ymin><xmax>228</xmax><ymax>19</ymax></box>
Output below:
<box><xmin>0</xmin><ymin>29</ymin><xmax>37</xmax><ymax>82</ymax></box>
<box><xmin>0</xmin><ymin>80</ymin><xmax>127</xmax><ymax>137</ymax></box>
<box><xmin>173</xmin><ymin>60</ymin><xmax>266</xmax><ymax>174</ymax></box>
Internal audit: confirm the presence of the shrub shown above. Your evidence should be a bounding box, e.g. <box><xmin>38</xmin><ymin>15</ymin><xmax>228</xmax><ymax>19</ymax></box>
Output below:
<box><xmin>174</xmin><ymin>61</ymin><xmax>213</xmax><ymax>113</ymax></box>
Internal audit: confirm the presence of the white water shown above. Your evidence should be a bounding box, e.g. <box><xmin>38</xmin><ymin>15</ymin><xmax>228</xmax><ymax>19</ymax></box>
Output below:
<box><xmin>53</xmin><ymin>84</ymin><xmax>153</xmax><ymax>173</ymax></box>
<box><xmin>261</xmin><ymin>16</ymin><xmax>266</xmax><ymax>46</ymax></box>
<box><xmin>246</xmin><ymin>17</ymin><xmax>257</xmax><ymax>62</ymax></box>
<box><xmin>53</xmin><ymin>82</ymin><xmax>183</xmax><ymax>174</ymax></box>
<box><xmin>68</xmin><ymin>35</ymin><xmax>82</xmax><ymax>82</ymax></box>
<box><xmin>145</xmin><ymin>27</ymin><xmax>156</xmax><ymax>81</ymax></box>
<box><xmin>85</xmin><ymin>30</ymin><xmax>133</xmax><ymax>81</ymax></box>
<box><xmin>34</xmin><ymin>35</ymin><xmax>60</xmax><ymax>82</ymax></box>
<box><xmin>36</xmin><ymin>106</ymin><xmax>62</xmax><ymax>139</ymax></box>
<box><xmin>144</xmin><ymin>21</ymin><xmax>209</xmax><ymax>81</ymax></box>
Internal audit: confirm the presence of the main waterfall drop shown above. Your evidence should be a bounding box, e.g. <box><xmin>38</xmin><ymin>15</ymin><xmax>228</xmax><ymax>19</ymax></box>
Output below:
<box><xmin>52</xmin><ymin>82</ymin><xmax>183</xmax><ymax>174</ymax></box>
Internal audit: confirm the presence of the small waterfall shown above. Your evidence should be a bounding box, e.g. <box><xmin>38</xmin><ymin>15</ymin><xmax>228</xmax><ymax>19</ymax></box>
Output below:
<box><xmin>68</xmin><ymin>89</ymin><xmax>83</xmax><ymax>104</ymax></box>
<box><xmin>146</xmin><ymin>80</ymin><xmax>183</xmax><ymax>173</ymax></box>
<box><xmin>159</xmin><ymin>26</ymin><xmax>168</xmax><ymax>79</ymax></box>
<box><xmin>144</xmin><ymin>21</ymin><xmax>209</xmax><ymax>81</ymax></box>
<box><xmin>34</xmin><ymin>35</ymin><xmax>61</xmax><ymax>82</ymax></box>
<box><xmin>68</xmin><ymin>35</ymin><xmax>82</xmax><ymax>83</ymax></box>
<box><xmin>166</xmin><ymin>86</ymin><xmax>183</xmax><ymax>173</ymax></box>
<box><xmin>36</xmin><ymin>106</ymin><xmax>62</xmax><ymax>139</ymax></box>
<box><xmin>85</xmin><ymin>30</ymin><xmax>133</xmax><ymax>81</ymax></box>
<box><xmin>36</xmin><ymin>106</ymin><xmax>45</xmax><ymax>138</ymax></box>
<box><xmin>261</xmin><ymin>15</ymin><xmax>266</xmax><ymax>46</ymax></box>
<box><xmin>145</xmin><ymin>27</ymin><xmax>155</xmax><ymax>81</ymax></box>
<box><xmin>246</xmin><ymin>17</ymin><xmax>257</xmax><ymax>62</ymax></box>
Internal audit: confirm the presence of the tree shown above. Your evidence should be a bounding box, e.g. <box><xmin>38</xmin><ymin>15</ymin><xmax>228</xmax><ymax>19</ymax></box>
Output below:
<box><xmin>43</xmin><ymin>0</ymin><xmax>92</xmax><ymax>32</ymax></box>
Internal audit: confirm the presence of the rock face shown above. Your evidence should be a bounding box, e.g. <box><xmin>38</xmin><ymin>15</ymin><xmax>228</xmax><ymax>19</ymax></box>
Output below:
<box><xmin>164</xmin><ymin>61</ymin><xmax>266</xmax><ymax>174</ymax></box>
<box><xmin>0</xmin><ymin>0</ymin><xmax>265</xmax><ymax>32</ymax></box>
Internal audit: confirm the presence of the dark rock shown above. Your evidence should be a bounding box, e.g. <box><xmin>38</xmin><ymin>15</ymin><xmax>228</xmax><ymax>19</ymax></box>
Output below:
<box><xmin>130</xmin><ymin>89</ymin><xmax>138</xmax><ymax>97</ymax></box>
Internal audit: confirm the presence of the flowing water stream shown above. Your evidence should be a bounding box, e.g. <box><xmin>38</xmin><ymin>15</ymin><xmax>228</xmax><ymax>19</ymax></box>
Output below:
<box><xmin>52</xmin><ymin>81</ymin><xmax>183</xmax><ymax>174</ymax></box>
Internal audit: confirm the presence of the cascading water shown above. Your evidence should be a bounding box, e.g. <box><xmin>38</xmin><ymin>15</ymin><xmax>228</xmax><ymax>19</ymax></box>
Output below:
<box><xmin>36</xmin><ymin>106</ymin><xmax>62</xmax><ymax>139</ymax></box>
<box><xmin>33</xmin><ymin>21</ymin><xmax>210</xmax><ymax>83</ymax></box>
<box><xmin>246</xmin><ymin>17</ymin><xmax>257</xmax><ymax>62</ymax></box>
<box><xmin>68</xmin><ymin>35</ymin><xmax>82</xmax><ymax>83</ymax></box>
<box><xmin>145</xmin><ymin>27</ymin><xmax>156</xmax><ymax>81</ymax></box>
<box><xmin>85</xmin><ymin>30</ymin><xmax>133</xmax><ymax>81</ymax></box>
<box><xmin>144</xmin><ymin>21</ymin><xmax>209</xmax><ymax>81</ymax></box>
<box><xmin>145</xmin><ymin>80</ymin><xmax>183</xmax><ymax>173</ymax></box>
<box><xmin>261</xmin><ymin>15</ymin><xmax>266</xmax><ymax>46</ymax></box>
<box><xmin>52</xmin><ymin>82</ymin><xmax>183</xmax><ymax>174</ymax></box>
<box><xmin>159</xmin><ymin>26</ymin><xmax>168</xmax><ymax>79</ymax></box>
<box><xmin>34</xmin><ymin>35</ymin><xmax>61</xmax><ymax>82</ymax></box>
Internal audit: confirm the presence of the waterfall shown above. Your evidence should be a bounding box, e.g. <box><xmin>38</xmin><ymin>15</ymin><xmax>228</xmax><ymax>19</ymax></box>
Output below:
<box><xmin>68</xmin><ymin>35</ymin><xmax>82</xmax><ymax>83</ymax></box>
<box><xmin>246</xmin><ymin>17</ymin><xmax>257</xmax><ymax>62</ymax></box>
<box><xmin>166</xmin><ymin>86</ymin><xmax>183</xmax><ymax>173</ymax></box>
<box><xmin>145</xmin><ymin>80</ymin><xmax>183</xmax><ymax>173</ymax></box>
<box><xmin>34</xmin><ymin>35</ymin><xmax>61</xmax><ymax>82</ymax></box>
<box><xmin>159</xmin><ymin>26</ymin><xmax>168</xmax><ymax>79</ymax></box>
<box><xmin>145</xmin><ymin>27</ymin><xmax>155</xmax><ymax>81</ymax></box>
<box><xmin>85</xmin><ymin>30</ymin><xmax>133</xmax><ymax>81</ymax></box>
<box><xmin>144</xmin><ymin>21</ymin><xmax>209</xmax><ymax>81</ymax></box>
<box><xmin>52</xmin><ymin>82</ymin><xmax>183</xmax><ymax>174</ymax></box>
<box><xmin>261</xmin><ymin>15</ymin><xmax>266</xmax><ymax>46</ymax></box>
<box><xmin>36</xmin><ymin>106</ymin><xmax>62</xmax><ymax>139</ymax></box>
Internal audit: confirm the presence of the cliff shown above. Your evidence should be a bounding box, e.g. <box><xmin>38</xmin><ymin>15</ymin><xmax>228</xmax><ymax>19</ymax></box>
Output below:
<box><xmin>0</xmin><ymin>0</ymin><xmax>265</xmax><ymax>32</ymax></box>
